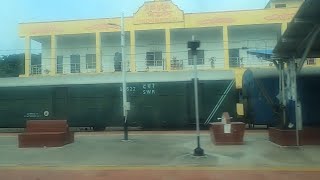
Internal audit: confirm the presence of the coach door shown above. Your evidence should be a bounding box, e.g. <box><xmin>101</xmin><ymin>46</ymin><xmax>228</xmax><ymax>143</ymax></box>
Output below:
<box><xmin>53</xmin><ymin>87</ymin><xmax>68</xmax><ymax>120</ymax></box>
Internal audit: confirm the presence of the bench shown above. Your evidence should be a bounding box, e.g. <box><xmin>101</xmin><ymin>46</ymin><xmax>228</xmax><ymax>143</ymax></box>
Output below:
<box><xmin>18</xmin><ymin>120</ymin><xmax>74</xmax><ymax>148</ymax></box>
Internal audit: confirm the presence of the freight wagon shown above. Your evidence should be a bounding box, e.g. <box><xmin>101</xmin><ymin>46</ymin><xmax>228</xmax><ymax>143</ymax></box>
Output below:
<box><xmin>0</xmin><ymin>71</ymin><xmax>237</xmax><ymax>130</ymax></box>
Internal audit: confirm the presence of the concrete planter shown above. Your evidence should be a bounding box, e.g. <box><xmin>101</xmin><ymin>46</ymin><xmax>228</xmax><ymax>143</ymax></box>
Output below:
<box><xmin>269</xmin><ymin>127</ymin><xmax>320</xmax><ymax>146</ymax></box>
<box><xmin>209</xmin><ymin>122</ymin><xmax>245</xmax><ymax>145</ymax></box>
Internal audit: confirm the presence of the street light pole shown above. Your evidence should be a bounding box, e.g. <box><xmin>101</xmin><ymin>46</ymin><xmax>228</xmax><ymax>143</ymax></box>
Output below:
<box><xmin>188</xmin><ymin>36</ymin><xmax>204</xmax><ymax>156</ymax></box>
<box><xmin>121</xmin><ymin>13</ymin><xmax>129</xmax><ymax>141</ymax></box>
<box><xmin>107</xmin><ymin>14</ymin><xmax>129</xmax><ymax>140</ymax></box>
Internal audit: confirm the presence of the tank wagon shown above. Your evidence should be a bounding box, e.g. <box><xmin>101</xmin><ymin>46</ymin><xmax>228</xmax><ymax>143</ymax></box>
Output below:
<box><xmin>242</xmin><ymin>68</ymin><xmax>320</xmax><ymax>127</ymax></box>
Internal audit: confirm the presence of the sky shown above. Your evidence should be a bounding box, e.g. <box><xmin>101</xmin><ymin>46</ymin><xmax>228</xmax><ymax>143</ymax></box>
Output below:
<box><xmin>0</xmin><ymin>0</ymin><xmax>268</xmax><ymax>55</ymax></box>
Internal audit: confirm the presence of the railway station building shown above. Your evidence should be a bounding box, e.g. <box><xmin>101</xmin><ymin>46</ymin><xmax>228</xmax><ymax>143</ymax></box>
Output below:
<box><xmin>18</xmin><ymin>0</ymin><xmax>316</xmax><ymax>88</ymax></box>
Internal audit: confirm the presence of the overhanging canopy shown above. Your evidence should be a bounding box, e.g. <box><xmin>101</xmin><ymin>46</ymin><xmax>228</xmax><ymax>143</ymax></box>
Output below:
<box><xmin>273</xmin><ymin>0</ymin><xmax>320</xmax><ymax>59</ymax></box>
<box><xmin>247</xmin><ymin>50</ymin><xmax>274</xmax><ymax>60</ymax></box>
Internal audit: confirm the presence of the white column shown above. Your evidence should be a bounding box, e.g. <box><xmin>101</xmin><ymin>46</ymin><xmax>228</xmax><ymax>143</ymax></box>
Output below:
<box><xmin>288</xmin><ymin>60</ymin><xmax>301</xmax><ymax>146</ymax></box>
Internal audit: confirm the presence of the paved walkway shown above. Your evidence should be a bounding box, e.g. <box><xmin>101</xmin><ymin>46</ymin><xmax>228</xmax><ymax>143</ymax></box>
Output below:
<box><xmin>0</xmin><ymin>131</ymin><xmax>319</xmax><ymax>179</ymax></box>
<box><xmin>1</xmin><ymin>169</ymin><xmax>320</xmax><ymax>180</ymax></box>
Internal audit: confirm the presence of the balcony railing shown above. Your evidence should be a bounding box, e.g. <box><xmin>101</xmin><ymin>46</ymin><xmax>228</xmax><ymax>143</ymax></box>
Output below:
<box><xmin>135</xmin><ymin>58</ymin><xmax>226</xmax><ymax>72</ymax></box>
<box><xmin>31</xmin><ymin>65</ymin><xmax>42</xmax><ymax>75</ymax></box>
<box><xmin>229</xmin><ymin>57</ymin><xmax>243</xmax><ymax>68</ymax></box>
<box><xmin>28</xmin><ymin>57</ymin><xmax>319</xmax><ymax>76</ymax></box>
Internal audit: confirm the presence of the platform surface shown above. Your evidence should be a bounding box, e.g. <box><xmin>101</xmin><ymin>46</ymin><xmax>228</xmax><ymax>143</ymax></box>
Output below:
<box><xmin>0</xmin><ymin>130</ymin><xmax>319</xmax><ymax>179</ymax></box>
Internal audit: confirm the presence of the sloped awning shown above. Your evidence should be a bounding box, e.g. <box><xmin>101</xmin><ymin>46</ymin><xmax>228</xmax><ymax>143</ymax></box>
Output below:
<box><xmin>273</xmin><ymin>0</ymin><xmax>320</xmax><ymax>60</ymax></box>
<box><xmin>247</xmin><ymin>49</ymin><xmax>274</xmax><ymax>60</ymax></box>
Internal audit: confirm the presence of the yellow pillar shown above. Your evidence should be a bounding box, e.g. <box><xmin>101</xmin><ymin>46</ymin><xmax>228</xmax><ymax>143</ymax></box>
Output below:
<box><xmin>24</xmin><ymin>36</ymin><xmax>31</xmax><ymax>77</ymax></box>
<box><xmin>50</xmin><ymin>35</ymin><xmax>57</xmax><ymax>75</ymax></box>
<box><xmin>316</xmin><ymin>59</ymin><xmax>320</xmax><ymax>66</ymax></box>
<box><xmin>165</xmin><ymin>28</ymin><xmax>171</xmax><ymax>71</ymax></box>
<box><xmin>130</xmin><ymin>30</ymin><xmax>136</xmax><ymax>72</ymax></box>
<box><xmin>96</xmin><ymin>32</ymin><xmax>102</xmax><ymax>73</ymax></box>
<box><xmin>281</xmin><ymin>23</ymin><xmax>288</xmax><ymax>35</ymax></box>
<box><xmin>223</xmin><ymin>26</ymin><xmax>230</xmax><ymax>69</ymax></box>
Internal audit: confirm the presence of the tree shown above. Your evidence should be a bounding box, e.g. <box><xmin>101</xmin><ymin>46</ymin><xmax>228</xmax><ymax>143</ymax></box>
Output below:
<box><xmin>0</xmin><ymin>53</ymin><xmax>41</xmax><ymax>77</ymax></box>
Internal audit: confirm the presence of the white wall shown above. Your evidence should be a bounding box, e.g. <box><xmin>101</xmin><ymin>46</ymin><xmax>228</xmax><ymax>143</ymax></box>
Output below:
<box><xmin>40</xmin><ymin>34</ymin><xmax>97</xmax><ymax>74</ymax></box>
<box><xmin>229</xmin><ymin>24</ymin><xmax>281</xmax><ymax>67</ymax></box>
<box><xmin>39</xmin><ymin>24</ymin><xmax>281</xmax><ymax>75</ymax></box>
<box><xmin>171</xmin><ymin>27</ymin><xmax>224</xmax><ymax>69</ymax></box>
<box><xmin>41</xmin><ymin>33</ymin><xmax>132</xmax><ymax>74</ymax></box>
<box><xmin>41</xmin><ymin>42</ymin><xmax>50</xmax><ymax>74</ymax></box>
<box><xmin>101</xmin><ymin>32</ymin><xmax>130</xmax><ymax>72</ymax></box>
<box><xmin>135</xmin><ymin>30</ymin><xmax>166</xmax><ymax>72</ymax></box>
<box><xmin>57</xmin><ymin>34</ymin><xmax>96</xmax><ymax>74</ymax></box>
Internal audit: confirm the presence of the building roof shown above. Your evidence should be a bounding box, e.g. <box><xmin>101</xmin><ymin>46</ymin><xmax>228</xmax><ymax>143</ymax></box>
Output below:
<box><xmin>19</xmin><ymin>0</ymin><xmax>299</xmax><ymax>37</ymax></box>
<box><xmin>265</xmin><ymin>0</ymin><xmax>275</xmax><ymax>8</ymax></box>
<box><xmin>273</xmin><ymin>0</ymin><xmax>320</xmax><ymax>59</ymax></box>
<box><xmin>265</xmin><ymin>0</ymin><xmax>303</xmax><ymax>9</ymax></box>
<box><xmin>0</xmin><ymin>71</ymin><xmax>234</xmax><ymax>88</ymax></box>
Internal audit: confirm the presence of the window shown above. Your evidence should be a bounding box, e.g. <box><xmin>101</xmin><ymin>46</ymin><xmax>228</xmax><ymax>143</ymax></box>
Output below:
<box><xmin>146</xmin><ymin>51</ymin><xmax>163</xmax><ymax>66</ymax></box>
<box><xmin>86</xmin><ymin>54</ymin><xmax>96</xmax><ymax>69</ymax></box>
<box><xmin>70</xmin><ymin>54</ymin><xmax>80</xmax><ymax>73</ymax></box>
<box><xmin>31</xmin><ymin>65</ymin><xmax>42</xmax><ymax>75</ymax></box>
<box><xmin>114</xmin><ymin>52</ymin><xmax>122</xmax><ymax>72</ymax></box>
<box><xmin>307</xmin><ymin>58</ymin><xmax>316</xmax><ymax>65</ymax></box>
<box><xmin>188</xmin><ymin>50</ymin><xmax>204</xmax><ymax>65</ymax></box>
<box><xmin>31</xmin><ymin>54</ymin><xmax>42</xmax><ymax>75</ymax></box>
<box><xmin>275</xmin><ymin>4</ymin><xmax>286</xmax><ymax>8</ymax></box>
<box><xmin>56</xmin><ymin>56</ymin><xmax>63</xmax><ymax>74</ymax></box>
<box><xmin>229</xmin><ymin>49</ymin><xmax>240</xmax><ymax>68</ymax></box>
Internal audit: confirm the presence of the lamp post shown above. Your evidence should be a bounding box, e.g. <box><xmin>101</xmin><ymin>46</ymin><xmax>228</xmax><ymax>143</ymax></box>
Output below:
<box><xmin>188</xmin><ymin>36</ymin><xmax>204</xmax><ymax>156</ymax></box>
<box><xmin>108</xmin><ymin>13</ymin><xmax>129</xmax><ymax>141</ymax></box>
<box><xmin>120</xmin><ymin>13</ymin><xmax>129</xmax><ymax>141</ymax></box>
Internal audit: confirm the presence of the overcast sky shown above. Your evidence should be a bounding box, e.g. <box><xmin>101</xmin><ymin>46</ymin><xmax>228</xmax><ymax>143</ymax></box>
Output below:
<box><xmin>0</xmin><ymin>0</ymin><xmax>268</xmax><ymax>55</ymax></box>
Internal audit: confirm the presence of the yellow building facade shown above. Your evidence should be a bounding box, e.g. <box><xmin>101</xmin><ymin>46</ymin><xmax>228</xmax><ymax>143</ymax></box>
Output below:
<box><xmin>19</xmin><ymin>0</ymin><xmax>315</xmax><ymax>89</ymax></box>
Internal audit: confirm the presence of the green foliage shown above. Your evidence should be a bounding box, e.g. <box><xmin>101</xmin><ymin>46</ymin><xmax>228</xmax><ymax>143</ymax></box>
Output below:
<box><xmin>0</xmin><ymin>53</ymin><xmax>24</xmax><ymax>77</ymax></box>
<box><xmin>0</xmin><ymin>53</ymin><xmax>41</xmax><ymax>77</ymax></box>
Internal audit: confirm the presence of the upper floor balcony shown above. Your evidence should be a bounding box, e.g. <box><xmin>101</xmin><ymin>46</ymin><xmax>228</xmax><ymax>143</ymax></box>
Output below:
<box><xmin>22</xmin><ymin>24</ymin><xmax>319</xmax><ymax>77</ymax></box>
